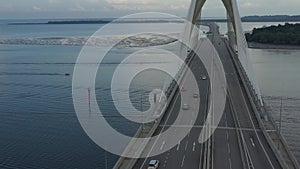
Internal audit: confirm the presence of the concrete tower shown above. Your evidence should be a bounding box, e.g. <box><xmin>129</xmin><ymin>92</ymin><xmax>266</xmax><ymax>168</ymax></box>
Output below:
<box><xmin>185</xmin><ymin>0</ymin><xmax>263</xmax><ymax>105</ymax></box>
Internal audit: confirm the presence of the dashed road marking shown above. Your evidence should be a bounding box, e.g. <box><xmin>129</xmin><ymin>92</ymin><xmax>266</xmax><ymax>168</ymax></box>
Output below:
<box><xmin>250</xmin><ymin>137</ymin><xmax>255</xmax><ymax>147</ymax></box>
<box><xmin>227</xmin><ymin>143</ymin><xmax>230</xmax><ymax>154</ymax></box>
<box><xmin>185</xmin><ymin>140</ymin><xmax>189</xmax><ymax>151</ymax></box>
<box><xmin>177</xmin><ymin>141</ymin><xmax>180</xmax><ymax>151</ymax></box>
<box><xmin>193</xmin><ymin>142</ymin><xmax>196</xmax><ymax>152</ymax></box>
<box><xmin>226</xmin><ymin>131</ymin><xmax>229</xmax><ymax>140</ymax></box>
<box><xmin>181</xmin><ymin>155</ymin><xmax>186</xmax><ymax>168</ymax></box>
<box><xmin>229</xmin><ymin>157</ymin><xmax>232</xmax><ymax>169</ymax></box>
<box><xmin>160</xmin><ymin>141</ymin><xmax>165</xmax><ymax>150</ymax></box>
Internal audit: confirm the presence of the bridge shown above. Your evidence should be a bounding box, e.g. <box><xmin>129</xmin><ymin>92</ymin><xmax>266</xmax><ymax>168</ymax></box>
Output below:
<box><xmin>113</xmin><ymin>0</ymin><xmax>299</xmax><ymax>169</ymax></box>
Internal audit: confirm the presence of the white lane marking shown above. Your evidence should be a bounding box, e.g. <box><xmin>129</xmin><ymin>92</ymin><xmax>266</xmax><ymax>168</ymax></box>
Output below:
<box><xmin>159</xmin><ymin>125</ymin><xmax>261</xmax><ymax>132</ymax></box>
<box><xmin>193</xmin><ymin>142</ymin><xmax>196</xmax><ymax>152</ymax></box>
<box><xmin>181</xmin><ymin>155</ymin><xmax>186</xmax><ymax>168</ymax></box>
<box><xmin>225</xmin><ymin>111</ymin><xmax>228</xmax><ymax>127</ymax></box>
<box><xmin>244</xmin><ymin>139</ymin><xmax>255</xmax><ymax>169</ymax></box>
<box><xmin>139</xmin><ymin>88</ymin><xmax>182</xmax><ymax>168</ymax></box>
<box><xmin>237</xmin><ymin>76</ymin><xmax>276</xmax><ymax>169</ymax></box>
<box><xmin>185</xmin><ymin>140</ymin><xmax>189</xmax><ymax>151</ymax></box>
<box><xmin>138</xmin><ymin>50</ymin><xmax>198</xmax><ymax>168</ymax></box>
<box><xmin>177</xmin><ymin>141</ymin><xmax>180</xmax><ymax>151</ymax></box>
<box><xmin>226</xmin><ymin>131</ymin><xmax>229</xmax><ymax>140</ymax></box>
<box><xmin>163</xmin><ymin>152</ymin><xmax>170</xmax><ymax>168</ymax></box>
<box><xmin>227</xmin><ymin>143</ymin><xmax>231</xmax><ymax>154</ymax></box>
<box><xmin>160</xmin><ymin>141</ymin><xmax>165</xmax><ymax>150</ymax></box>
<box><xmin>250</xmin><ymin>137</ymin><xmax>255</xmax><ymax>147</ymax></box>
<box><xmin>229</xmin><ymin>157</ymin><xmax>232</xmax><ymax>169</ymax></box>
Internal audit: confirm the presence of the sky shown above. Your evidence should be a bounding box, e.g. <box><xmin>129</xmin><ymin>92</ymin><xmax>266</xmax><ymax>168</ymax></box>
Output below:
<box><xmin>0</xmin><ymin>0</ymin><xmax>299</xmax><ymax>19</ymax></box>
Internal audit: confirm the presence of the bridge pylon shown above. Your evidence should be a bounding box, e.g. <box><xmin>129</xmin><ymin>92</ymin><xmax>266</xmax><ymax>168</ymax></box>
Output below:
<box><xmin>185</xmin><ymin>0</ymin><xmax>263</xmax><ymax>105</ymax></box>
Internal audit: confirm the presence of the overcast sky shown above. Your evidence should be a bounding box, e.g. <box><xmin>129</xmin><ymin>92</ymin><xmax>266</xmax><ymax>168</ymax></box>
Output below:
<box><xmin>0</xmin><ymin>0</ymin><xmax>299</xmax><ymax>19</ymax></box>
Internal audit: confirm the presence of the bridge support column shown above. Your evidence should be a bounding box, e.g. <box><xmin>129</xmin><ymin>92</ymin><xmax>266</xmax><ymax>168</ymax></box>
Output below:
<box><xmin>184</xmin><ymin>0</ymin><xmax>206</xmax><ymax>49</ymax></box>
<box><xmin>227</xmin><ymin>14</ymin><xmax>237</xmax><ymax>51</ymax></box>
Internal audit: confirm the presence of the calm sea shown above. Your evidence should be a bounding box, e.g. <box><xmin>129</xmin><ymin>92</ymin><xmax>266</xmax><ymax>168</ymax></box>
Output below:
<box><xmin>0</xmin><ymin>19</ymin><xmax>299</xmax><ymax>168</ymax></box>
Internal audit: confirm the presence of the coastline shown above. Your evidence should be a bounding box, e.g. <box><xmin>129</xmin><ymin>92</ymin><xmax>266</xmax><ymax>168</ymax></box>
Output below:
<box><xmin>248</xmin><ymin>42</ymin><xmax>300</xmax><ymax>50</ymax></box>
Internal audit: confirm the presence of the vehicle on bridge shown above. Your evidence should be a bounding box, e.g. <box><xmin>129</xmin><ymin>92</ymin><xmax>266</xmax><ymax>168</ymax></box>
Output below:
<box><xmin>148</xmin><ymin>160</ymin><xmax>159</xmax><ymax>169</ymax></box>
<box><xmin>182</xmin><ymin>103</ymin><xmax>189</xmax><ymax>110</ymax></box>
<box><xmin>193</xmin><ymin>93</ymin><xmax>199</xmax><ymax>98</ymax></box>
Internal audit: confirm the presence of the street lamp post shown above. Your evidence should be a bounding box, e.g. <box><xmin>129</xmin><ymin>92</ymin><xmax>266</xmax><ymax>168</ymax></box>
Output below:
<box><xmin>140</xmin><ymin>92</ymin><xmax>144</xmax><ymax>133</ymax></box>
<box><xmin>279</xmin><ymin>97</ymin><xmax>283</xmax><ymax>134</ymax></box>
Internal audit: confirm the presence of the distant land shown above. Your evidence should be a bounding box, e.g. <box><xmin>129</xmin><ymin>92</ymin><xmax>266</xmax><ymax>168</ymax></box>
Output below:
<box><xmin>246</xmin><ymin>23</ymin><xmax>300</xmax><ymax>49</ymax></box>
<box><xmin>7</xmin><ymin>15</ymin><xmax>300</xmax><ymax>25</ymax></box>
<box><xmin>241</xmin><ymin>15</ymin><xmax>300</xmax><ymax>22</ymax></box>
<box><xmin>200</xmin><ymin>15</ymin><xmax>300</xmax><ymax>22</ymax></box>
<box><xmin>9</xmin><ymin>20</ymin><xmax>111</xmax><ymax>25</ymax></box>
<box><xmin>8</xmin><ymin>19</ymin><xmax>182</xmax><ymax>25</ymax></box>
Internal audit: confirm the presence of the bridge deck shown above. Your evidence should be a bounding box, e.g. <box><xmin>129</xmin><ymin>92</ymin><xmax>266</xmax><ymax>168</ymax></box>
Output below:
<box><xmin>114</xmin><ymin>23</ymin><xmax>297</xmax><ymax>169</ymax></box>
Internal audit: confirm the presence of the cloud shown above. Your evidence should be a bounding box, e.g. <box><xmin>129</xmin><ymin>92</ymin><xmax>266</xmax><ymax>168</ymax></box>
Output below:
<box><xmin>241</xmin><ymin>2</ymin><xmax>260</xmax><ymax>8</ymax></box>
<box><xmin>48</xmin><ymin>0</ymin><xmax>60</xmax><ymax>4</ymax></box>
<box><xmin>69</xmin><ymin>4</ymin><xmax>86</xmax><ymax>12</ymax></box>
<box><xmin>170</xmin><ymin>4</ymin><xmax>188</xmax><ymax>10</ymax></box>
<box><xmin>32</xmin><ymin>6</ymin><xmax>42</xmax><ymax>11</ymax></box>
<box><xmin>86</xmin><ymin>0</ymin><xmax>101</xmax><ymax>3</ymax></box>
<box><xmin>106</xmin><ymin>0</ymin><xmax>147</xmax><ymax>5</ymax></box>
<box><xmin>104</xmin><ymin>0</ymin><xmax>189</xmax><ymax>11</ymax></box>
<box><xmin>0</xmin><ymin>5</ymin><xmax>14</xmax><ymax>12</ymax></box>
<box><xmin>1</xmin><ymin>0</ymin><xmax>299</xmax><ymax>19</ymax></box>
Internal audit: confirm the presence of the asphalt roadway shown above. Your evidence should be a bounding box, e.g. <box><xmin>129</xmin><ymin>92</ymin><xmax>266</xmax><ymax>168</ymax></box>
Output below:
<box><xmin>209</xmin><ymin>23</ymin><xmax>281</xmax><ymax>169</ymax></box>
<box><xmin>133</xmin><ymin>39</ymin><xmax>210</xmax><ymax>169</ymax></box>
<box><xmin>133</xmin><ymin>23</ymin><xmax>282</xmax><ymax>169</ymax></box>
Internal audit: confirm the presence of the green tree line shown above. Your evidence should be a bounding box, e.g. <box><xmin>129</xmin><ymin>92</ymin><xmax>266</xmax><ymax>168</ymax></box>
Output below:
<box><xmin>245</xmin><ymin>23</ymin><xmax>300</xmax><ymax>45</ymax></box>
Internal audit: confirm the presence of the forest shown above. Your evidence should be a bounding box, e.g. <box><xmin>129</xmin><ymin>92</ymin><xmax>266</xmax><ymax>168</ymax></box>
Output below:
<box><xmin>245</xmin><ymin>23</ymin><xmax>300</xmax><ymax>45</ymax></box>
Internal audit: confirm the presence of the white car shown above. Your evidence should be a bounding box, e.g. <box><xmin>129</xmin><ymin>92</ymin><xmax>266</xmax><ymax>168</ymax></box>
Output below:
<box><xmin>202</xmin><ymin>75</ymin><xmax>207</xmax><ymax>80</ymax></box>
<box><xmin>148</xmin><ymin>160</ymin><xmax>159</xmax><ymax>169</ymax></box>
<box><xmin>182</xmin><ymin>103</ymin><xmax>189</xmax><ymax>110</ymax></box>
<box><xmin>193</xmin><ymin>93</ymin><xmax>199</xmax><ymax>98</ymax></box>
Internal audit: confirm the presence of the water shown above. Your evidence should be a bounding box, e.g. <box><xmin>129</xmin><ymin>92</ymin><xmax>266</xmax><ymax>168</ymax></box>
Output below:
<box><xmin>250</xmin><ymin>49</ymin><xmax>300</xmax><ymax>98</ymax></box>
<box><xmin>0</xmin><ymin>20</ymin><xmax>183</xmax><ymax>168</ymax></box>
<box><xmin>0</xmin><ymin>20</ymin><xmax>300</xmax><ymax>168</ymax></box>
<box><xmin>250</xmin><ymin>49</ymin><xmax>300</xmax><ymax>161</ymax></box>
<box><xmin>0</xmin><ymin>44</ymin><xmax>180</xmax><ymax>168</ymax></box>
<box><xmin>0</xmin><ymin>45</ymin><xmax>114</xmax><ymax>169</ymax></box>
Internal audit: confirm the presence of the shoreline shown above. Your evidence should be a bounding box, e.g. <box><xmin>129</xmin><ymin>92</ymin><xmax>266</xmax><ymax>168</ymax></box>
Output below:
<box><xmin>248</xmin><ymin>42</ymin><xmax>300</xmax><ymax>50</ymax></box>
